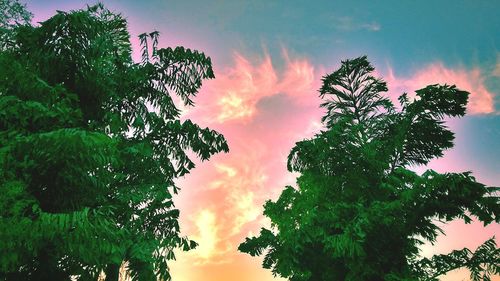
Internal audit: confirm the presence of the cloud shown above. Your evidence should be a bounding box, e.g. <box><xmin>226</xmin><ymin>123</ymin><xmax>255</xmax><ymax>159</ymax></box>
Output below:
<box><xmin>176</xmin><ymin>145</ymin><xmax>275</xmax><ymax>265</ymax></box>
<box><xmin>385</xmin><ymin>62</ymin><xmax>496</xmax><ymax>114</ymax></box>
<box><xmin>208</xmin><ymin>152</ymin><xmax>269</xmax><ymax>236</ymax></box>
<box><xmin>361</xmin><ymin>22</ymin><xmax>381</xmax><ymax>31</ymax></box>
<box><xmin>208</xmin><ymin>163</ymin><xmax>238</xmax><ymax>190</ymax></box>
<box><xmin>187</xmin><ymin>208</ymin><xmax>232</xmax><ymax>265</ymax></box>
<box><xmin>191</xmin><ymin>209</ymin><xmax>219</xmax><ymax>260</ymax></box>
<box><xmin>332</xmin><ymin>16</ymin><xmax>381</xmax><ymax>32</ymax></box>
<box><xmin>279</xmin><ymin>49</ymin><xmax>316</xmax><ymax>97</ymax></box>
<box><xmin>197</xmin><ymin>50</ymin><xmax>318</xmax><ymax>123</ymax></box>
<box><xmin>206</xmin><ymin>160</ymin><xmax>266</xmax><ymax>237</ymax></box>
<box><xmin>229</xmin><ymin>190</ymin><xmax>261</xmax><ymax>235</ymax></box>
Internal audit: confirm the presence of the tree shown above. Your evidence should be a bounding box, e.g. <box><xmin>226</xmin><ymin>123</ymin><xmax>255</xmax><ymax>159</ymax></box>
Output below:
<box><xmin>239</xmin><ymin>56</ymin><xmax>499</xmax><ymax>281</ymax></box>
<box><xmin>0</xmin><ymin>0</ymin><xmax>32</xmax><ymax>50</ymax></box>
<box><xmin>0</xmin><ymin>3</ymin><xmax>228</xmax><ymax>281</ymax></box>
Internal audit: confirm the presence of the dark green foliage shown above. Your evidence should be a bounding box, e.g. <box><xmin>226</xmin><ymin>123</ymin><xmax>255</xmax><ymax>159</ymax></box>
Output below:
<box><xmin>0</xmin><ymin>3</ymin><xmax>227</xmax><ymax>281</ymax></box>
<box><xmin>239</xmin><ymin>56</ymin><xmax>499</xmax><ymax>281</ymax></box>
<box><xmin>319</xmin><ymin>55</ymin><xmax>391</xmax><ymax>129</ymax></box>
<box><xmin>412</xmin><ymin>237</ymin><xmax>499</xmax><ymax>281</ymax></box>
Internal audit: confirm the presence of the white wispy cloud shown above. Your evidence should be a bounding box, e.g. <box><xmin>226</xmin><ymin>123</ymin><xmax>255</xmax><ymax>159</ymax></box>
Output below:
<box><xmin>333</xmin><ymin>16</ymin><xmax>381</xmax><ymax>32</ymax></box>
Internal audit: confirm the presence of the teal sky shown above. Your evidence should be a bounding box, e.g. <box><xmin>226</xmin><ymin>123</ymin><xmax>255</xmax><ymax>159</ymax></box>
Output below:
<box><xmin>23</xmin><ymin>1</ymin><xmax>500</xmax><ymax>280</ymax></box>
<box><xmin>27</xmin><ymin>0</ymin><xmax>500</xmax><ymax>103</ymax></box>
<box><xmin>27</xmin><ymin>2</ymin><xmax>499</xmax><ymax>63</ymax></box>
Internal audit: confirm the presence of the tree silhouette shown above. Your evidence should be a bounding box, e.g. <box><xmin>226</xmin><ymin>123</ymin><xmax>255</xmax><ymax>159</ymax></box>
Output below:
<box><xmin>239</xmin><ymin>56</ymin><xmax>499</xmax><ymax>281</ymax></box>
<box><xmin>0</xmin><ymin>3</ymin><xmax>228</xmax><ymax>281</ymax></box>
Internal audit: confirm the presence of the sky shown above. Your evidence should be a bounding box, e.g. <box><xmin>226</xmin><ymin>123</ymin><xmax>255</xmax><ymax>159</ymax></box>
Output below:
<box><xmin>24</xmin><ymin>1</ymin><xmax>500</xmax><ymax>280</ymax></box>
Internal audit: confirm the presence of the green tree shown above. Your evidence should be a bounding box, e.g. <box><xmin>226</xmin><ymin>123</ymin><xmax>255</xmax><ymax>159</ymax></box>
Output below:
<box><xmin>0</xmin><ymin>0</ymin><xmax>32</xmax><ymax>49</ymax></box>
<box><xmin>239</xmin><ymin>56</ymin><xmax>499</xmax><ymax>281</ymax></box>
<box><xmin>0</xmin><ymin>0</ymin><xmax>31</xmax><ymax>29</ymax></box>
<box><xmin>0</xmin><ymin>3</ymin><xmax>228</xmax><ymax>281</ymax></box>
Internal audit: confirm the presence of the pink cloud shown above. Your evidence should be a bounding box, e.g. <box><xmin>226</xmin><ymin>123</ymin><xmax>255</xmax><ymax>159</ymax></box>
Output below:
<box><xmin>385</xmin><ymin>62</ymin><xmax>496</xmax><ymax>114</ymax></box>
<box><xmin>193</xmin><ymin>50</ymin><xmax>319</xmax><ymax>123</ymax></box>
<box><xmin>279</xmin><ymin>49</ymin><xmax>316</xmax><ymax>98</ymax></box>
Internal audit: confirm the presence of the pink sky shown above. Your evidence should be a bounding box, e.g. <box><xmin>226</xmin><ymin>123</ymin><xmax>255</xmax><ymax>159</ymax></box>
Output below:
<box><xmin>169</xmin><ymin>50</ymin><xmax>499</xmax><ymax>281</ymax></box>
<box><xmin>24</xmin><ymin>3</ymin><xmax>499</xmax><ymax>280</ymax></box>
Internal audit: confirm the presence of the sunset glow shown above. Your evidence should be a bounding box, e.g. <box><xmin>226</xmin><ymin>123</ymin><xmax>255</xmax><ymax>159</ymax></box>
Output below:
<box><xmin>21</xmin><ymin>1</ymin><xmax>500</xmax><ymax>280</ymax></box>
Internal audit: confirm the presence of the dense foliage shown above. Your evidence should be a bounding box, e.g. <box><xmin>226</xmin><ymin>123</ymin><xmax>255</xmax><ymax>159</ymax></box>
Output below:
<box><xmin>239</xmin><ymin>56</ymin><xmax>500</xmax><ymax>281</ymax></box>
<box><xmin>0</xmin><ymin>0</ymin><xmax>31</xmax><ymax>49</ymax></box>
<box><xmin>0</xmin><ymin>2</ymin><xmax>228</xmax><ymax>281</ymax></box>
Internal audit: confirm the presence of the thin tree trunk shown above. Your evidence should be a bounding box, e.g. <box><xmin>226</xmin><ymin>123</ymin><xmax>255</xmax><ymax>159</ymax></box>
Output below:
<box><xmin>104</xmin><ymin>264</ymin><xmax>120</xmax><ymax>281</ymax></box>
<box><xmin>32</xmin><ymin>246</ymin><xmax>69</xmax><ymax>281</ymax></box>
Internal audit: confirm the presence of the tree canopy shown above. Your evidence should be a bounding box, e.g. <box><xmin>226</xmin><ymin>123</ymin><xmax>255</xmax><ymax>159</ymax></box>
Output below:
<box><xmin>239</xmin><ymin>56</ymin><xmax>499</xmax><ymax>281</ymax></box>
<box><xmin>0</xmin><ymin>2</ymin><xmax>228</xmax><ymax>281</ymax></box>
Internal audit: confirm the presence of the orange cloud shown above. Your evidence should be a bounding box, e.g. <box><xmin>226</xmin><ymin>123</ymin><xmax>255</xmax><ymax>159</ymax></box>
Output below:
<box><xmin>209</xmin><ymin>151</ymin><xmax>269</xmax><ymax>236</ymax></box>
<box><xmin>173</xmin><ymin>142</ymin><xmax>276</xmax><ymax>267</ymax></box>
<box><xmin>183</xmin><ymin>207</ymin><xmax>234</xmax><ymax>266</ymax></box>
<box><xmin>204</xmin><ymin>160</ymin><xmax>266</xmax><ymax>236</ymax></box>
<box><xmin>385</xmin><ymin>62</ymin><xmax>496</xmax><ymax>114</ymax></box>
<box><xmin>229</xmin><ymin>190</ymin><xmax>261</xmax><ymax>235</ymax></box>
<box><xmin>191</xmin><ymin>209</ymin><xmax>220</xmax><ymax>261</ymax></box>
